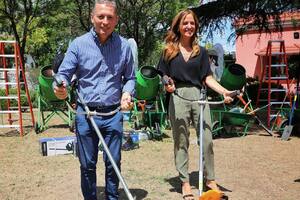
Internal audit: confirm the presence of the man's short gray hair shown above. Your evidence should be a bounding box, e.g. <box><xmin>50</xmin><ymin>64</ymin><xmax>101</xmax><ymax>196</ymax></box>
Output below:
<box><xmin>93</xmin><ymin>0</ymin><xmax>118</xmax><ymax>14</ymax></box>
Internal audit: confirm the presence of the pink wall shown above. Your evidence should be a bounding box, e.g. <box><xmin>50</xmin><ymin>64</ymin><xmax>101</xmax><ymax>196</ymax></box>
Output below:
<box><xmin>236</xmin><ymin>28</ymin><xmax>300</xmax><ymax>78</ymax></box>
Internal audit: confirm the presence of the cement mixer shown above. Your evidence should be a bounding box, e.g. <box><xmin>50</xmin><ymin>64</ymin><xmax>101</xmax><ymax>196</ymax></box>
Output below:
<box><xmin>211</xmin><ymin>63</ymin><xmax>273</xmax><ymax>137</ymax></box>
<box><xmin>34</xmin><ymin>65</ymin><xmax>74</xmax><ymax>133</ymax></box>
<box><xmin>220</xmin><ymin>63</ymin><xmax>246</xmax><ymax>90</ymax></box>
<box><xmin>210</xmin><ymin>63</ymin><xmax>251</xmax><ymax>137</ymax></box>
<box><xmin>130</xmin><ymin>66</ymin><xmax>168</xmax><ymax>139</ymax></box>
<box><xmin>135</xmin><ymin>65</ymin><xmax>160</xmax><ymax>100</ymax></box>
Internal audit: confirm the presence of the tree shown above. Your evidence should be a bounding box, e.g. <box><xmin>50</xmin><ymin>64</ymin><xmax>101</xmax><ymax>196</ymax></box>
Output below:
<box><xmin>26</xmin><ymin>0</ymin><xmax>85</xmax><ymax>67</ymax></box>
<box><xmin>117</xmin><ymin>0</ymin><xmax>199</xmax><ymax>66</ymax></box>
<box><xmin>191</xmin><ymin>0</ymin><xmax>300</xmax><ymax>40</ymax></box>
<box><xmin>2</xmin><ymin>0</ymin><xmax>297</xmax><ymax>68</ymax></box>
<box><xmin>0</xmin><ymin>0</ymin><xmax>60</xmax><ymax>63</ymax></box>
<box><xmin>72</xmin><ymin>0</ymin><xmax>93</xmax><ymax>31</ymax></box>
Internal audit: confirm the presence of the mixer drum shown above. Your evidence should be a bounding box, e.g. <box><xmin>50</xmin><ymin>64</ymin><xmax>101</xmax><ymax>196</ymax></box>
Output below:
<box><xmin>220</xmin><ymin>63</ymin><xmax>246</xmax><ymax>90</ymax></box>
<box><xmin>135</xmin><ymin>66</ymin><xmax>160</xmax><ymax>100</ymax></box>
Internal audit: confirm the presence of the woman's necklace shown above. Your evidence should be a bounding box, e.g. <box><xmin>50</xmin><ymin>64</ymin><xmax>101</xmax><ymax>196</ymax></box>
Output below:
<box><xmin>179</xmin><ymin>44</ymin><xmax>193</xmax><ymax>62</ymax></box>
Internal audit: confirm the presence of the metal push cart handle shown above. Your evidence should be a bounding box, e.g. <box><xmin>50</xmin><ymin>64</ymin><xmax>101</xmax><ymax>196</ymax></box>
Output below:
<box><xmin>54</xmin><ymin>75</ymin><xmax>135</xmax><ymax>200</ymax></box>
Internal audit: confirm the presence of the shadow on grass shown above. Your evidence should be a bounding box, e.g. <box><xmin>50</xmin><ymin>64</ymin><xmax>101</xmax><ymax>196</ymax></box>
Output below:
<box><xmin>212</xmin><ymin>125</ymin><xmax>251</xmax><ymax>139</ymax></box>
<box><xmin>164</xmin><ymin>176</ymin><xmax>181</xmax><ymax>193</ymax></box>
<box><xmin>164</xmin><ymin>172</ymin><xmax>232</xmax><ymax>194</ymax></box>
<box><xmin>35</xmin><ymin>123</ymin><xmax>74</xmax><ymax>134</ymax></box>
<box><xmin>190</xmin><ymin>171</ymin><xmax>232</xmax><ymax>193</ymax></box>
<box><xmin>0</xmin><ymin>125</ymin><xmax>32</xmax><ymax>137</ymax></box>
<box><xmin>96</xmin><ymin>186</ymin><xmax>148</xmax><ymax>200</ymax></box>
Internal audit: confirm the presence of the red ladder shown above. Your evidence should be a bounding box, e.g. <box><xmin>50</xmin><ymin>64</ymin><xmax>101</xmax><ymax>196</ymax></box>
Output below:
<box><xmin>256</xmin><ymin>40</ymin><xmax>291</xmax><ymax>128</ymax></box>
<box><xmin>0</xmin><ymin>41</ymin><xmax>35</xmax><ymax>136</ymax></box>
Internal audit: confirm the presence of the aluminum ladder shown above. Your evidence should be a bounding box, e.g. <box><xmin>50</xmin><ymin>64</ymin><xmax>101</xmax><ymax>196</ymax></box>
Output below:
<box><xmin>0</xmin><ymin>41</ymin><xmax>35</xmax><ymax>136</ymax></box>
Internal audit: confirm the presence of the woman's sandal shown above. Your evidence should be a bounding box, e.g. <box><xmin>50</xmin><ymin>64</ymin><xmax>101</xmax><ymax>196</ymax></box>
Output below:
<box><xmin>182</xmin><ymin>183</ymin><xmax>195</xmax><ymax>200</ymax></box>
<box><xmin>206</xmin><ymin>180</ymin><xmax>227</xmax><ymax>198</ymax></box>
<box><xmin>206</xmin><ymin>180</ymin><xmax>221</xmax><ymax>192</ymax></box>
<box><xmin>182</xmin><ymin>193</ymin><xmax>195</xmax><ymax>200</ymax></box>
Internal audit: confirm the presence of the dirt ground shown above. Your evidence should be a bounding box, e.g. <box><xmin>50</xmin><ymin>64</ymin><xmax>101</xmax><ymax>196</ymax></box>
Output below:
<box><xmin>0</xmin><ymin>112</ymin><xmax>300</xmax><ymax>200</ymax></box>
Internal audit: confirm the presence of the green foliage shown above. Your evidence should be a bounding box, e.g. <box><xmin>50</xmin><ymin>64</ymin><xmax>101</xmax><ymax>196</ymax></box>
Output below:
<box><xmin>0</xmin><ymin>89</ymin><xmax>36</xmax><ymax>109</ymax></box>
<box><xmin>1</xmin><ymin>0</ymin><xmax>298</xmax><ymax>71</ymax></box>
<box><xmin>288</xmin><ymin>55</ymin><xmax>300</xmax><ymax>79</ymax></box>
<box><xmin>143</xmin><ymin>40</ymin><xmax>164</xmax><ymax>67</ymax></box>
<box><xmin>116</xmin><ymin>0</ymin><xmax>199</xmax><ymax>66</ymax></box>
<box><xmin>192</xmin><ymin>0</ymin><xmax>298</xmax><ymax>39</ymax></box>
<box><xmin>224</xmin><ymin>54</ymin><xmax>236</xmax><ymax>68</ymax></box>
<box><xmin>0</xmin><ymin>0</ymin><xmax>78</xmax><ymax>68</ymax></box>
<box><xmin>0</xmin><ymin>0</ymin><xmax>62</xmax><ymax>59</ymax></box>
<box><xmin>29</xmin><ymin>1</ymin><xmax>84</xmax><ymax>67</ymax></box>
<box><xmin>0</xmin><ymin>0</ymin><xmax>215</xmax><ymax>67</ymax></box>
<box><xmin>27</xmin><ymin>27</ymin><xmax>48</xmax><ymax>52</ymax></box>
<box><xmin>291</xmin><ymin>18</ymin><xmax>299</xmax><ymax>27</ymax></box>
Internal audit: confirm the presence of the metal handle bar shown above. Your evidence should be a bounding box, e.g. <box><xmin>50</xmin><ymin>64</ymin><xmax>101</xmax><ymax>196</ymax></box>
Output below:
<box><xmin>174</xmin><ymin>89</ymin><xmax>240</xmax><ymax>104</ymax></box>
<box><xmin>193</xmin><ymin>100</ymin><xmax>225</xmax><ymax>105</ymax></box>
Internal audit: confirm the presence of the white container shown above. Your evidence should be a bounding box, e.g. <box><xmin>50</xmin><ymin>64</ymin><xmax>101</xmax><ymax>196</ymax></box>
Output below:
<box><xmin>138</xmin><ymin>131</ymin><xmax>149</xmax><ymax>141</ymax></box>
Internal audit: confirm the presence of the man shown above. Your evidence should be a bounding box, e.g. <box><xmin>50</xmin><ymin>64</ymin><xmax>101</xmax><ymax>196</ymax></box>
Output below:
<box><xmin>53</xmin><ymin>1</ymin><xmax>135</xmax><ymax>199</ymax></box>
<box><xmin>119</xmin><ymin>23</ymin><xmax>139</xmax><ymax>71</ymax></box>
<box><xmin>207</xmin><ymin>48</ymin><xmax>220</xmax><ymax>81</ymax></box>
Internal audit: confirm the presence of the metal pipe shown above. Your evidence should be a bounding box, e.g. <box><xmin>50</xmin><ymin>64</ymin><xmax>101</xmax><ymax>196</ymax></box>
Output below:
<box><xmin>198</xmin><ymin>88</ymin><xmax>205</xmax><ymax>197</ymax></box>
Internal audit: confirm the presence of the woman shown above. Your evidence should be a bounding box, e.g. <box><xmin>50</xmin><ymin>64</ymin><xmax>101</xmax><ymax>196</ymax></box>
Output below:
<box><xmin>157</xmin><ymin>9</ymin><xmax>233</xmax><ymax>200</ymax></box>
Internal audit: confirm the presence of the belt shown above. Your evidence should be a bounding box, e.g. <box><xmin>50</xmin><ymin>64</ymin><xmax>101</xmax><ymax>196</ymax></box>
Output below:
<box><xmin>175</xmin><ymin>82</ymin><xmax>202</xmax><ymax>89</ymax></box>
<box><xmin>78</xmin><ymin>103</ymin><xmax>120</xmax><ymax>114</ymax></box>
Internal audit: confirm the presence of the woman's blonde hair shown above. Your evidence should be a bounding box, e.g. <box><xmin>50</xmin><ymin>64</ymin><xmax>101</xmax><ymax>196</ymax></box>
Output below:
<box><xmin>163</xmin><ymin>9</ymin><xmax>200</xmax><ymax>62</ymax></box>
